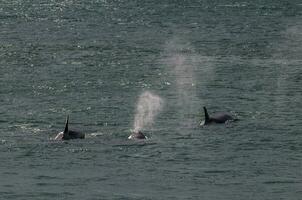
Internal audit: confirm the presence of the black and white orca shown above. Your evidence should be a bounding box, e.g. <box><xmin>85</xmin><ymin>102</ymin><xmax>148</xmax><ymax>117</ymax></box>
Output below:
<box><xmin>54</xmin><ymin>115</ymin><xmax>85</xmax><ymax>140</ymax></box>
<box><xmin>128</xmin><ymin>130</ymin><xmax>146</xmax><ymax>140</ymax></box>
<box><xmin>200</xmin><ymin>106</ymin><xmax>236</xmax><ymax>126</ymax></box>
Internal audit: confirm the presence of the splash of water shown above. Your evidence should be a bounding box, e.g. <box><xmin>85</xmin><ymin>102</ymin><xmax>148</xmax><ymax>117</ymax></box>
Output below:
<box><xmin>133</xmin><ymin>91</ymin><xmax>164</xmax><ymax>132</ymax></box>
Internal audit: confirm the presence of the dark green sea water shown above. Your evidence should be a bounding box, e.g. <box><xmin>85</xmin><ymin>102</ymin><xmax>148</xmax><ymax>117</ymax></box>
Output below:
<box><xmin>1</xmin><ymin>0</ymin><xmax>302</xmax><ymax>199</ymax></box>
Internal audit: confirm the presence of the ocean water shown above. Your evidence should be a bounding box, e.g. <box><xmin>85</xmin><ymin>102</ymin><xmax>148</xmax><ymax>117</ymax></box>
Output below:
<box><xmin>0</xmin><ymin>0</ymin><xmax>302</xmax><ymax>199</ymax></box>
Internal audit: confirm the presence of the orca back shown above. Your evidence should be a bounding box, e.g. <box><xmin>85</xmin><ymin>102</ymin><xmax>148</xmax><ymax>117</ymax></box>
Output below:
<box><xmin>202</xmin><ymin>107</ymin><xmax>235</xmax><ymax>125</ymax></box>
<box><xmin>211</xmin><ymin>113</ymin><xmax>233</xmax><ymax>123</ymax></box>
<box><xmin>68</xmin><ymin>130</ymin><xmax>85</xmax><ymax>139</ymax></box>
<box><xmin>62</xmin><ymin>115</ymin><xmax>85</xmax><ymax>140</ymax></box>
<box><xmin>128</xmin><ymin>131</ymin><xmax>146</xmax><ymax>140</ymax></box>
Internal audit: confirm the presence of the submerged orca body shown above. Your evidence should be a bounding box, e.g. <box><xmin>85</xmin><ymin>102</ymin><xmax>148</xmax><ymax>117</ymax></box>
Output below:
<box><xmin>201</xmin><ymin>107</ymin><xmax>235</xmax><ymax>126</ymax></box>
<box><xmin>54</xmin><ymin>115</ymin><xmax>85</xmax><ymax>140</ymax></box>
<box><xmin>128</xmin><ymin>130</ymin><xmax>146</xmax><ymax>140</ymax></box>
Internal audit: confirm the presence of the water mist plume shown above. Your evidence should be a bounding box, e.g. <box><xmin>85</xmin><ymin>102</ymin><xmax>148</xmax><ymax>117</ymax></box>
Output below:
<box><xmin>163</xmin><ymin>38</ymin><xmax>200</xmax><ymax>127</ymax></box>
<box><xmin>133</xmin><ymin>91</ymin><xmax>164</xmax><ymax>132</ymax></box>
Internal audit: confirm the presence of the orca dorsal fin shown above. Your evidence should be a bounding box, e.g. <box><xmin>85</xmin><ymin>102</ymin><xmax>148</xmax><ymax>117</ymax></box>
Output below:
<box><xmin>203</xmin><ymin>107</ymin><xmax>210</xmax><ymax>123</ymax></box>
<box><xmin>63</xmin><ymin>115</ymin><xmax>69</xmax><ymax>137</ymax></box>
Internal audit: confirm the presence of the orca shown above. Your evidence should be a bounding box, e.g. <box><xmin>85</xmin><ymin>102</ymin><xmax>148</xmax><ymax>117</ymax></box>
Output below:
<box><xmin>128</xmin><ymin>130</ymin><xmax>146</xmax><ymax>140</ymax></box>
<box><xmin>200</xmin><ymin>106</ymin><xmax>235</xmax><ymax>126</ymax></box>
<box><xmin>54</xmin><ymin>115</ymin><xmax>85</xmax><ymax>140</ymax></box>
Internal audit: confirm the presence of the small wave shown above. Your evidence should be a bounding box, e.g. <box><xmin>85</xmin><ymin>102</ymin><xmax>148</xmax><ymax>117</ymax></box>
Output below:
<box><xmin>263</xmin><ymin>180</ymin><xmax>300</xmax><ymax>184</ymax></box>
<box><xmin>68</xmin><ymin>148</ymin><xmax>89</xmax><ymax>153</ymax></box>
<box><xmin>89</xmin><ymin>132</ymin><xmax>106</xmax><ymax>137</ymax></box>
<box><xmin>218</xmin><ymin>3</ymin><xmax>248</xmax><ymax>8</ymax></box>
<box><xmin>36</xmin><ymin>182</ymin><xmax>57</xmax><ymax>187</ymax></box>
<box><xmin>204</xmin><ymin>169</ymin><xmax>232</xmax><ymax>174</ymax></box>
<box><xmin>3</xmin><ymin>171</ymin><xmax>18</xmax><ymax>175</ymax></box>
<box><xmin>14</xmin><ymin>124</ymin><xmax>42</xmax><ymax>134</ymax></box>
<box><xmin>34</xmin><ymin>175</ymin><xmax>63</xmax><ymax>180</ymax></box>
<box><xmin>34</xmin><ymin>191</ymin><xmax>73</xmax><ymax>198</ymax></box>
